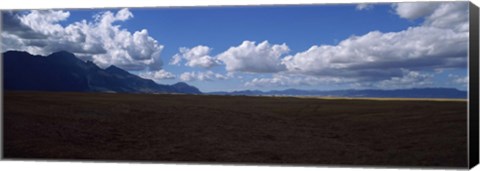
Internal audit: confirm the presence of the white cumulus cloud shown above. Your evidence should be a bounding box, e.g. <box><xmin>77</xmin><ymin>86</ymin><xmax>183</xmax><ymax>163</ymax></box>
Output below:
<box><xmin>217</xmin><ymin>40</ymin><xmax>289</xmax><ymax>73</ymax></box>
<box><xmin>18</xmin><ymin>10</ymin><xmax>70</xmax><ymax>35</ymax></box>
<box><xmin>394</xmin><ymin>2</ymin><xmax>439</xmax><ymax>20</ymax></box>
<box><xmin>394</xmin><ymin>2</ymin><xmax>469</xmax><ymax>32</ymax></box>
<box><xmin>282</xmin><ymin>26</ymin><xmax>467</xmax><ymax>79</ymax></box>
<box><xmin>170</xmin><ymin>45</ymin><xmax>219</xmax><ymax>68</ymax></box>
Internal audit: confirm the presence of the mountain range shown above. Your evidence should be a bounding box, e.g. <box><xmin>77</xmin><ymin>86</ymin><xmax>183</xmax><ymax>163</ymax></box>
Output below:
<box><xmin>3</xmin><ymin>51</ymin><xmax>201</xmax><ymax>94</ymax></box>
<box><xmin>3</xmin><ymin>50</ymin><xmax>467</xmax><ymax>98</ymax></box>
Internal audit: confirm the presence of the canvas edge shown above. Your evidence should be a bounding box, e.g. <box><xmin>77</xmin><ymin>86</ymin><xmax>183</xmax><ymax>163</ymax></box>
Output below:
<box><xmin>0</xmin><ymin>1</ymin><xmax>476</xmax><ymax>169</ymax></box>
<box><xmin>469</xmin><ymin>1</ymin><xmax>480</xmax><ymax>169</ymax></box>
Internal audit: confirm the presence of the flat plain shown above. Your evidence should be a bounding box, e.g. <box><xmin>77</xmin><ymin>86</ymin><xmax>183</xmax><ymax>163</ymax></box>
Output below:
<box><xmin>3</xmin><ymin>91</ymin><xmax>468</xmax><ymax>167</ymax></box>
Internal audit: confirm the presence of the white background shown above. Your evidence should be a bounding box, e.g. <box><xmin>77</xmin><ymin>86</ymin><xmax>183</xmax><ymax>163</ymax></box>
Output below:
<box><xmin>0</xmin><ymin>0</ymin><xmax>478</xmax><ymax>171</ymax></box>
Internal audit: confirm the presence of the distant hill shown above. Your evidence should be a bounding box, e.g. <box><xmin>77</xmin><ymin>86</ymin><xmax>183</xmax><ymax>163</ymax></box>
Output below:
<box><xmin>209</xmin><ymin>88</ymin><xmax>467</xmax><ymax>99</ymax></box>
<box><xmin>3</xmin><ymin>51</ymin><xmax>201</xmax><ymax>94</ymax></box>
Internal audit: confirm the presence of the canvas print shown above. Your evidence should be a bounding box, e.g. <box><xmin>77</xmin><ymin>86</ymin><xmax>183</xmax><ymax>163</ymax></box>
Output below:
<box><xmin>1</xmin><ymin>1</ymin><xmax>474</xmax><ymax>168</ymax></box>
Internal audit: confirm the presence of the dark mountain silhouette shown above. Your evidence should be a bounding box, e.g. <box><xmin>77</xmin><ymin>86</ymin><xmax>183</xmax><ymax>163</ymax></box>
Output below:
<box><xmin>209</xmin><ymin>88</ymin><xmax>467</xmax><ymax>99</ymax></box>
<box><xmin>171</xmin><ymin>82</ymin><xmax>201</xmax><ymax>94</ymax></box>
<box><xmin>3</xmin><ymin>51</ymin><xmax>201</xmax><ymax>94</ymax></box>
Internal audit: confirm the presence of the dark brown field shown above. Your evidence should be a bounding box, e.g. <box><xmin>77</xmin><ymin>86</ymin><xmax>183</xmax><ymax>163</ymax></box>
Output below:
<box><xmin>3</xmin><ymin>91</ymin><xmax>468</xmax><ymax>167</ymax></box>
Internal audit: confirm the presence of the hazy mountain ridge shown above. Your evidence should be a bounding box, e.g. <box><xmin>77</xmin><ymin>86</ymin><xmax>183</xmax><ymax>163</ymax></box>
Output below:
<box><xmin>3</xmin><ymin>51</ymin><xmax>201</xmax><ymax>94</ymax></box>
<box><xmin>209</xmin><ymin>87</ymin><xmax>467</xmax><ymax>99</ymax></box>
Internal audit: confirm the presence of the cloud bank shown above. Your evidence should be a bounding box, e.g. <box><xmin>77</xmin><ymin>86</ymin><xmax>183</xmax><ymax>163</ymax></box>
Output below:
<box><xmin>282</xmin><ymin>2</ymin><xmax>467</xmax><ymax>80</ymax></box>
<box><xmin>2</xmin><ymin>8</ymin><xmax>164</xmax><ymax>71</ymax></box>
<box><xmin>170</xmin><ymin>2</ymin><xmax>468</xmax><ymax>89</ymax></box>
<box><xmin>248</xmin><ymin>2</ymin><xmax>468</xmax><ymax>88</ymax></box>
<box><xmin>2</xmin><ymin>2</ymin><xmax>469</xmax><ymax>90</ymax></box>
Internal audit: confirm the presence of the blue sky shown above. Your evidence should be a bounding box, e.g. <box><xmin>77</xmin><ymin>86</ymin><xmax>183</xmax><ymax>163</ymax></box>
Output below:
<box><xmin>1</xmin><ymin>2</ymin><xmax>469</xmax><ymax>92</ymax></box>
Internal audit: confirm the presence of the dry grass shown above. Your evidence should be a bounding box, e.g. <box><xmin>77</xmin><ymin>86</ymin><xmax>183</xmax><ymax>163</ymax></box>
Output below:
<box><xmin>3</xmin><ymin>91</ymin><xmax>468</xmax><ymax>168</ymax></box>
